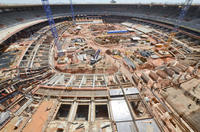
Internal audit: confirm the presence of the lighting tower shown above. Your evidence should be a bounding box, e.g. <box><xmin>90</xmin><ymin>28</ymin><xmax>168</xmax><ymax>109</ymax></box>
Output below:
<box><xmin>41</xmin><ymin>0</ymin><xmax>63</xmax><ymax>56</ymax></box>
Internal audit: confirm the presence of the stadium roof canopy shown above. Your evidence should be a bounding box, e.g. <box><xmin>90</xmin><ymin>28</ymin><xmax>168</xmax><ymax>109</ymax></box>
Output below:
<box><xmin>0</xmin><ymin>0</ymin><xmax>200</xmax><ymax>5</ymax></box>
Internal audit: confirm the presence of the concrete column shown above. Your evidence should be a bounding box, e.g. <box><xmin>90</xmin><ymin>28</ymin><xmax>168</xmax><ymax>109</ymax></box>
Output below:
<box><xmin>93</xmin><ymin>75</ymin><xmax>96</xmax><ymax>88</ymax></box>
<box><xmin>90</xmin><ymin>101</ymin><xmax>95</xmax><ymax>122</ymax></box>
<box><xmin>104</xmin><ymin>75</ymin><xmax>107</xmax><ymax>87</ymax></box>
<box><xmin>66</xmin><ymin>75</ymin><xmax>75</xmax><ymax>87</ymax></box>
<box><xmin>68</xmin><ymin>101</ymin><xmax>78</xmax><ymax>122</ymax></box>
<box><xmin>79</xmin><ymin>75</ymin><xmax>85</xmax><ymax>88</ymax></box>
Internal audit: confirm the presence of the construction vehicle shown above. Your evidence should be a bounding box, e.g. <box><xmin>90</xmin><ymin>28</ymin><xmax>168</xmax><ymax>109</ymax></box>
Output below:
<box><xmin>69</xmin><ymin>0</ymin><xmax>75</xmax><ymax>24</ymax></box>
<box><xmin>125</xmin><ymin>51</ymin><xmax>132</xmax><ymax>56</ymax></box>
<box><xmin>166</xmin><ymin>0</ymin><xmax>193</xmax><ymax>47</ymax></box>
<box><xmin>90</xmin><ymin>49</ymin><xmax>101</xmax><ymax>65</ymax></box>
<box><xmin>113</xmin><ymin>55</ymin><xmax>121</xmax><ymax>59</ymax></box>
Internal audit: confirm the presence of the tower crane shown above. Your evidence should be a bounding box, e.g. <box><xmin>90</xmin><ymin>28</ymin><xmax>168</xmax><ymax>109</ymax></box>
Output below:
<box><xmin>41</xmin><ymin>0</ymin><xmax>76</xmax><ymax>56</ymax></box>
<box><xmin>90</xmin><ymin>49</ymin><xmax>101</xmax><ymax>65</ymax></box>
<box><xmin>69</xmin><ymin>0</ymin><xmax>76</xmax><ymax>24</ymax></box>
<box><xmin>166</xmin><ymin>0</ymin><xmax>193</xmax><ymax>47</ymax></box>
<box><xmin>41</xmin><ymin>0</ymin><xmax>63</xmax><ymax>56</ymax></box>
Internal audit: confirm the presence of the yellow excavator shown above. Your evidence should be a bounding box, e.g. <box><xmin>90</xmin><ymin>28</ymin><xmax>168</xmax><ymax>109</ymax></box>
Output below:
<box><xmin>165</xmin><ymin>32</ymin><xmax>176</xmax><ymax>47</ymax></box>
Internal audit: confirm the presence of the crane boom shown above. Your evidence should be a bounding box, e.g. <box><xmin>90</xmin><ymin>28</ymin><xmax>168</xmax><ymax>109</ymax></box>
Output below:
<box><xmin>41</xmin><ymin>0</ymin><xmax>62</xmax><ymax>56</ymax></box>
<box><xmin>69</xmin><ymin>0</ymin><xmax>76</xmax><ymax>24</ymax></box>
<box><xmin>90</xmin><ymin>49</ymin><xmax>101</xmax><ymax>65</ymax></box>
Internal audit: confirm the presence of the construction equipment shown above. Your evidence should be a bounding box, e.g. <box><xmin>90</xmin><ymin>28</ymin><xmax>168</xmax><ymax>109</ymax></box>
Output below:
<box><xmin>90</xmin><ymin>49</ymin><xmax>101</xmax><ymax>65</ymax></box>
<box><xmin>166</xmin><ymin>32</ymin><xmax>176</xmax><ymax>47</ymax></box>
<box><xmin>166</xmin><ymin>0</ymin><xmax>193</xmax><ymax>47</ymax></box>
<box><xmin>94</xmin><ymin>49</ymin><xmax>101</xmax><ymax>60</ymax></box>
<box><xmin>41</xmin><ymin>0</ymin><xmax>63</xmax><ymax>56</ymax></box>
<box><xmin>69</xmin><ymin>0</ymin><xmax>75</xmax><ymax>24</ymax></box>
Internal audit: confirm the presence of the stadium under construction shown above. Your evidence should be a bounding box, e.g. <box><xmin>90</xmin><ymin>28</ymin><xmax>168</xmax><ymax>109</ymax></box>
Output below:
<box><xmin>0</xmin><ymin>1</ymin><xmax>200</xmax><ymax>132</ymax></box>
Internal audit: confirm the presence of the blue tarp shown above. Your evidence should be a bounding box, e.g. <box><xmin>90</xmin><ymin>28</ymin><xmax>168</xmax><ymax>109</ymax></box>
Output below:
<box><xmin>107</xmin><ymin>30</ymin><xmax>128</xmax><ymax>34</ymax></box>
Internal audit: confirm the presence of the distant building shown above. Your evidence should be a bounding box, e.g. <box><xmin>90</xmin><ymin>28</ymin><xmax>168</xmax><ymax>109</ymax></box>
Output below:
<box><xmin>110</xmin><ymin>0</ymin><xmax>117</xmax><ymax>4</ymax></box>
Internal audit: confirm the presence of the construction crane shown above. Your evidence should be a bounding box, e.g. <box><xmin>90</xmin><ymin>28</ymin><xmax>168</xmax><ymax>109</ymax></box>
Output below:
<box><xmin>166</xmin><ymin>0</ymin><xmax>193</xmax><ymax>47</ymax></box>
<box><xmin>90</xmin><ymin>49</ymin><xmax>101</xmax><ymax>65</ymax></box>
<box><xmin>94</xmin><ymin>49</ymin><xmax>101</xmax><ymax>60</ymax></box>
<box><xmin>69</xmin><ymin>0</ymin><xmax>76</xmax><ymax>24</ymax></box>
<box><xmin>41</xmin><ymin>0</ymin><xmax>63</xmax><ymax>56</ymax></box>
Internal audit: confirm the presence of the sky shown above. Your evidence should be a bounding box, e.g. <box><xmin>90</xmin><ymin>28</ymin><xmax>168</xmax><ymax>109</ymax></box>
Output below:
<box><xmin>0</xmin><ymin>0</ymin><xmax>200</xmax><ymax>5</ymax></box>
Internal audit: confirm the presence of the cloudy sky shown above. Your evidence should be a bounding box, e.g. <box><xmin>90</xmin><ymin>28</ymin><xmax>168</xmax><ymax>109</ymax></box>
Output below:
<box><xmin>0</xmin><ymin>0</ymin><xmax>200</xmax><ymax>5</ymax></box>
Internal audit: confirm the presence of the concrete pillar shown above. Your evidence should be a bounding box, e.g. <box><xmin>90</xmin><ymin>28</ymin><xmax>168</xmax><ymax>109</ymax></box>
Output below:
<box><xmin>93</xmin><ymin>75</ymin><xmax>96</xmax><ymax>88</ymax></box>
<box><xmin>66</xmin><ymin>75</ymin><xmax>75</xmax><ymax>87</ymax></box>
<box><xmin>79</xmin><ymin>75</ymin><xmax>85</xmax><ymax>88</ymax></box>
<box><xmin>68</xmin><ymin>101</ymin><xmax>78</xmax><ymax>122</ymax></box>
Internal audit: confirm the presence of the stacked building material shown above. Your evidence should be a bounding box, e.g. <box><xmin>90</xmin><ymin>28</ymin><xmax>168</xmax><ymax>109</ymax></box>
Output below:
<box><xmin>170</xmin><ymin>66</ymin><xmax>181</xmax><ymax>74</ymax></box>
<box><xmin>164</xmin><ymin>68</ymin><xmax>175</xmax><ymax>77</ymax></box>
<box><xmin>175</xmin><ymin>63</ymin><xmax>187</xmax><ymax>71</ymax></box>
<box><xmin>139</xmin><ymin>50</ymin><xmax>152</xmax><ymax>58</ymax></box>
<box><xmin>149</xmin><ymin>71</ymin><xmax>159</xmax><ymax>81</ymax></box>
<box><xmin>156</xmin><ymin>70</ymin><xmax>168</xmax><ymax>79</ymax></box>
<box><xmin>123</xmin><ymin>57</ymin><xmax>136</xmax><ymax>70</ymax></box>
<box><xmin>0</xmin><ymin>111</ymin><xmax>10</xmax><ymax>126</ymax></box>
<box><xmin>141</xmin><ymin>73</ymin><xmax>150</xmax><ymax>83</ymax></box>
<box><xmin>132</xmin><ymin>74</ymin><xmax>139</xmax><ymax>85</ymax></box>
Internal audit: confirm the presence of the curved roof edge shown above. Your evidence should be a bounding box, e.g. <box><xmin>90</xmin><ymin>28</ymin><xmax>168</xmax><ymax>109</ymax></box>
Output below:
<box><xmin>0</xmin><ymin>3</ymin><xmax>200</xmax><ymax>8</ymax></box>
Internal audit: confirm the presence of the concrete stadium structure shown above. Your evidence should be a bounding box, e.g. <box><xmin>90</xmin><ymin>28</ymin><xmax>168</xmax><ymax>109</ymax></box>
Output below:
<box><xmin>0</xmin><ymin>3</ymin><xmax>200</xmax><ymax>132</ymax></box>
